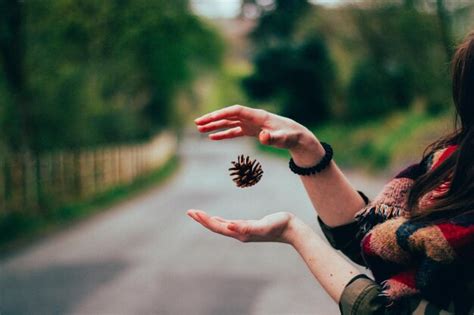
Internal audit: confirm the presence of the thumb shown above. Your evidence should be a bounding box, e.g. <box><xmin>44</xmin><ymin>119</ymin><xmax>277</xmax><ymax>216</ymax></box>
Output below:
<box><xmin>258</xmin><ymin>130</ymin><xmax>272</xmax><ymax>145</ymax></box>
<box><xmin>259</xmin><ymin>130</ymin><xmax>289</xmax><ymax>148</ymax></box>
<box><xmin>228</xmin><ymin>222</ymin><xmax>250</xmax><ymax>234</ymax></box>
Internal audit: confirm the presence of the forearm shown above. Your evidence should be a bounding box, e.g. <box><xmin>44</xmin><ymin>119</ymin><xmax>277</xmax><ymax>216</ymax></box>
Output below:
<box><xmin>285</xmin><ymin>217</ymin><xmax>362</xmax><ymax>303</ymax></box>
<box><xmin>290</xmin><ymin>131</ymin><xmax>366</xmax><ymax>226</ymax></box>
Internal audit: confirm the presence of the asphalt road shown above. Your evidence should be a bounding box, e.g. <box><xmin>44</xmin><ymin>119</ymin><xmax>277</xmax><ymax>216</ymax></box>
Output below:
<box><xmin>0</xmin><ymin>134</ymin><xmax>387</xmax><ymax>315</ymax></box>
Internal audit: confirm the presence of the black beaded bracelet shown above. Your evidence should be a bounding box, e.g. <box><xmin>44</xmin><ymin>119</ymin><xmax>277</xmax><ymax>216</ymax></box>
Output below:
<box><xmin>289</xmin><ymin>142</ymin><xmax>333</xmax><ymax>176</ymax></box>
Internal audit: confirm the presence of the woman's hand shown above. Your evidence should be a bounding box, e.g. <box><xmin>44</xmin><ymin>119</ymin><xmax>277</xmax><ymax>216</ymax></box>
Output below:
<box><xmin>187</xmin><ymin>208</ymin><xmax>364</xmax><ymax>303</ymax></box>
<box><xmin>187</xmin><ymin>209</ymin><xmax>296</xmax><ymax>244</ymax></box>
<box><xmin>195</xmin><ymin>105</ymin><xmax>322</xmax><ymax>159</ymax></box>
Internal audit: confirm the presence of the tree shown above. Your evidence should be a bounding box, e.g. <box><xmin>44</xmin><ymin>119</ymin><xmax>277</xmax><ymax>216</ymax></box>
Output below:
<box><xmin>348</xmin><ymin>4</ymin><xmax>450</xmax><ymax>118</ymax></box>
<box><xmin>242</xmin><ymin>1</ymin><xmax>337</xmax><ymax>125</ymax></box>
<box><xmin>243</xmin><ymin>36</ymin><xmax>336</xmax><ymax>124</ymax></box>
<box><xmin>249</xmin><ymin>0</ymin><xmax>311</xmax><ymax>48</ymax></box>
<box><xmin>0</xmin><ymin>0</ymin><xmax>31</xmax><ymax>150</ymax></box>
<box><xmin>0</xmin><ymin>0</ymin><xmax>224</xmax><ymax>152</ymax></box>
<box><xmin>436</xmin><ymin>0</ymin><xmax>453</xmax><ymax>62</ymax></box>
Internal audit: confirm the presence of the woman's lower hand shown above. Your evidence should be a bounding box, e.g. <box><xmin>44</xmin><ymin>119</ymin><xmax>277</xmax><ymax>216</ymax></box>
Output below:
<box><xmin>187</xmin><ymin>209</ymin><xmax>299</xmax><ymax>244</ymax></box>
<box><xmin>194</xmin><ymin>105</ymin><xmax>321</xmax><ymax>159</ymax></box>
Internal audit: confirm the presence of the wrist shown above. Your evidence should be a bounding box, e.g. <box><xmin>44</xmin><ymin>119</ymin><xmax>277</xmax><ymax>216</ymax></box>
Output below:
<box><xmin>282</xmin><ymin>216</ymin><xmax>313</xmax><ymax>246</ymax></box>
<box><xmin>289</xmin><ymin>132</ymin><xmax>325</xmax><ymax>167</ymax></box>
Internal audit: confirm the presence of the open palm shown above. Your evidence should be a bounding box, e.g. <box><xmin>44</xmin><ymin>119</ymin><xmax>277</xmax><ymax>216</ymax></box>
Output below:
<box><xmin>187</xmin><ymin>210</ymin><xmax>294</xmax><ymax>243</ymax></box>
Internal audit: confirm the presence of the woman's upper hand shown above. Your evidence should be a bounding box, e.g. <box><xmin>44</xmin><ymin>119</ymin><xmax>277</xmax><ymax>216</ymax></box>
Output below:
<box><xmin>187</xmin><ymin>209</ymin><xmax>297</xmax><ymax>244</ymax></box>
<box><xmin>194</xmin><ymin>105</ymin><xmax>318</xmax><ymax>152</ymax></box>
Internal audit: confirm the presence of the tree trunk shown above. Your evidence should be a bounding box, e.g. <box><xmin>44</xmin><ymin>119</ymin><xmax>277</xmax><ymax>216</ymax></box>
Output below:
<box><xmin>436</xmin><ymin>0</ymin><xmax>454</xmax><ymax>63</ymax></box>
<box><xmin>0</xmin><ymin>0</ymin><xmax>31</xmax><ymax>151</ymax></box>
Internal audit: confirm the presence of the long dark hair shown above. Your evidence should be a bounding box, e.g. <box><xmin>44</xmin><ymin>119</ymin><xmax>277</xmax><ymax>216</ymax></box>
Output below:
<box><xmin>407</xmin><ymin>31</ymin><xmax>474</xmax><ymax>219</ymax></box>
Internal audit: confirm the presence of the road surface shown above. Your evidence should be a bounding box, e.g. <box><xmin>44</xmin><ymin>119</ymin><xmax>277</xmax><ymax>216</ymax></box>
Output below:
<box><xmin>0</xmin><ymin>134</ymin><xmax>387</xmax><ymax>315</ymax></box>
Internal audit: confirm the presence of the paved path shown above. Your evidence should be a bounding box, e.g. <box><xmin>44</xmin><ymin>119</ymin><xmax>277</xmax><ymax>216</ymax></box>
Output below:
<box><xmin>0</xmin><ymin>134</ymin><xmax>388</xmax><ymax>315</ymax></box>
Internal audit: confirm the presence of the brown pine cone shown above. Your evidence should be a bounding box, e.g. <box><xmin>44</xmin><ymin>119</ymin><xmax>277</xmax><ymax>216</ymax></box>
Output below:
<box><xmin>229</xmin><ymin>155</ymin><xmax>263</xmax><ymax>188</ymax></box>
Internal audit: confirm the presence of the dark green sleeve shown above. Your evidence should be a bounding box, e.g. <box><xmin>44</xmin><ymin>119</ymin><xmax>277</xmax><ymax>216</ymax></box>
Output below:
<box><xmin>317</xmin><ymin>191</ymin><xmax>369</xmax><ymax>266</ymax></box>
<box><xmin>339</xmin><ymin>275</ymin><xmax>455</xmax><ymax>315</ymax></box>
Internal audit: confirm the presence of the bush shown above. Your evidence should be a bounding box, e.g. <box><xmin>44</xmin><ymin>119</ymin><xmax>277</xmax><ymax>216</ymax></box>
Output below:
<box><xmin>242</xmin><ymin>35</ymin><xmax>336</xmax><ymax>125</ymax></box>
<box><xmin>346</xmin><ymin>59</ymin><xmax>415</xmax><ymax>121</ymax></box>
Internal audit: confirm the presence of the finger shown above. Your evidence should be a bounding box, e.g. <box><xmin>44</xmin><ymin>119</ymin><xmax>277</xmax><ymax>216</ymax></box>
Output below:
<box><xmin>227</xmin><ymin>222</ymin><xmax>240</xmax><ymax>232</ymax></box>
<box><xmin>211</xmin><ymin>216</ymin><xmax>230</xmax><ymax>223</ymax></box>
<box><xmin>195</xmin><ymin>105</ymin><xmax>254</xmax><ymax>125</ymax></box>
<box><xmin>188</xmin><ymin>210</ymin><xmax>219</xmax><ymax>229</ymax></box>
<box><xmin>187</xmin><ymin>210</ymin><xmax>202</xmax><ymax>222</ymax></box>
<box><xmin>208</xmin><ymin>127</ymin><xmax>244</xmax><ymax>140</ymax></box>
<box><xmin>211</xmin><ymin>217</ymin><xmax>244</xmax><ymax>225</ymax></box>
<box><xmin>228</xmin><ymin>220</ymin><xmax>264</xmax><ymax>235</ymax></box>
<box><xmin>194</xmin><ymin>212</ymin><xmax>241</xmax><ymax>238</ymax></box>
<box><xmin>197</xmin><ymin>119</ymin><xmax>241</xmax><ymax>133</ymax></box>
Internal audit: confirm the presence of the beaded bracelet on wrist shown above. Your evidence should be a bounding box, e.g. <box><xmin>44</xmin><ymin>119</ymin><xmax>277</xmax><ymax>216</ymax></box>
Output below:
<box><xmin>289</xmin><ymin>142</ymin><xmax>333</xmax><ymax>176</ymax></box>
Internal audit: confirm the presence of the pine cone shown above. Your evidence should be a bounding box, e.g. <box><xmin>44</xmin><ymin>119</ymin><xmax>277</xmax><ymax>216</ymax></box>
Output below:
<box><xmin>229</xmin><ymin>155</ymin><xmax>263</xmax><ymax>188</ymax></box>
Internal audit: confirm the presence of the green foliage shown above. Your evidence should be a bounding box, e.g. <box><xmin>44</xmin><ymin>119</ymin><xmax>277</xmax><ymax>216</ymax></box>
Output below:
<box><xmin>242</xmin><ymin>0</ymin><xmax>337</xmax><ymax>125</ymax></box>
<box><xmin>243</xmin><ymin>34</ymin><xmax>336</xmax><ymax>125</ymax></box>
<box><xmin>347</xmin><ymin>59</ymin><xmax>414</xmax><ymax>121</ymax></box>
<box><xmin>250</xmin><ymin>0</ymin><xmax>311</xmax><ymax>47</ymax></box>
<box><xmin>347</xmin><ymin>5</ymin><xmax>451</xmax><ymax>121</ymax></box>
<box><xmin>0</xmin><ymin>0</ymin><xmax>224</xmax><ymax>152</ymax></box>
<box><xmin>243</xmin><ymin>2</ymin><xmax>455</xmax><ymax>125</ymax></box>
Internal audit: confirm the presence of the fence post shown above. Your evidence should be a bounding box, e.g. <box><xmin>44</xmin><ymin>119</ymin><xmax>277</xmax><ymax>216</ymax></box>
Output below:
<box><xmin>93</xmin><ymin>148</ymin><xmax>101</xmax><ymax>194</ymax></box>
<box><xmin>23</xmin><ymin>152</ymin><xmax>35</xmax><ymax>210</ymax></box>
<box><xmin>56</xmin><ymin>151</ymin><xmax>65</xmax><ymax>200</ymax></box>
<box><xmin>0</xmin><ymin>157</ymin><xmax>4</xmax><ymax>213</ymax></box>
<box><xmin>65</xmin><ymin>151</ymin><xmax>74</xmax><ymax>200</ymax></box>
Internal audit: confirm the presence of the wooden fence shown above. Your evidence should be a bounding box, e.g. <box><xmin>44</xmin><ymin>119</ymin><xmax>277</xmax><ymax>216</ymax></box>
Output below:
<box><xmin>0</xmin><ymin>132</ymin><xmax>177</xmax><ymax>214</ymax></box>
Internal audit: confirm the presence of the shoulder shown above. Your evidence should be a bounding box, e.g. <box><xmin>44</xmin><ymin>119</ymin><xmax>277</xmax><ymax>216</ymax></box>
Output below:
<box><xmin>353</xmin><ymin>145</ymin><xmax>458</xmax><ymax>236</ymax></box>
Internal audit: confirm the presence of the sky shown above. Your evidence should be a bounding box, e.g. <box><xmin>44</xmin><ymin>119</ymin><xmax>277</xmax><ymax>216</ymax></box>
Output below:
<box><xmin>191</xmin><ymin>0</ymin><xmax>346</xmax><ymax>19</ymax></box>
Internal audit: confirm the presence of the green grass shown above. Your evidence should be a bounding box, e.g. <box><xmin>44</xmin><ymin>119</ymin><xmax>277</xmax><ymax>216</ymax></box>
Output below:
<box><xmin>0</xmin><ymin>156</ymin><xmax>180</xmax><ymax>251</ymax></box>
<box><xmin>258</xmin><ymin>109</ymin><xmax>453</xmax><ymax>173</ymax></box>
<box><xmin>312</xmin><ymin>111</ymin><xmax>453</xmax><ymax>172</ymax></box>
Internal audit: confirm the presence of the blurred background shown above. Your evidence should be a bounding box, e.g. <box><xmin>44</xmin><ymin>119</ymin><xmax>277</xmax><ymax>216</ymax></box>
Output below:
<box><xmin>1</xmin><ymin>0</ymin><xmax>473</xmax><ymax>314</ymax></box>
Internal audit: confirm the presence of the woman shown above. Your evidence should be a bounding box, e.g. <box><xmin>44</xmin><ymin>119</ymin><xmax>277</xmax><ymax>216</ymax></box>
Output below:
<box><xmin>187</xmin><ymin>32</ymin><xmax>474</xmax><ymax>314</ymax></box>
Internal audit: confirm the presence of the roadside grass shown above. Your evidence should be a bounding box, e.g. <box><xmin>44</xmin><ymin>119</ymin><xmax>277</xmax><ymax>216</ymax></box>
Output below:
<box><xmin>313</xmin><ymin>110</ymin><xmax>452</xmax><ymax>172</ymax></box>
<box><xmin>0</xmin><ymin>156</ymin><xmax>179</xmax><ymax>252</ymax></box>
<box><xmin>259</xmin><ymin>109</ymin><xmax>453</xmax><ymax>173</ymax></box>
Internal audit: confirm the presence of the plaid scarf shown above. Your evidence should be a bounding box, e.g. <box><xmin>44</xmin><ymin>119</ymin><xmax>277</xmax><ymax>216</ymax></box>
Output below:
<box><xmin>355</xmin><ymin>145</ymin><xmax>474</xmax><ymax>307</ymax></box>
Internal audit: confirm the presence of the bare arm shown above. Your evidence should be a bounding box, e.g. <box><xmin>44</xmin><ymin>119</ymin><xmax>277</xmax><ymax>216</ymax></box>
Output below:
<box><xmin>285</xmin><ymin>215</ymin><xmax>361</xmax><ymax>301</ymax></box>
<box><xmin>289</xmin><ymin>134</ymin><xmax>366</xmax><ymax>226</ymax></box>
<box><xmin>195</xmin><ymin>105</ymin><xmax>366</xmax><ymax>226</ymax></box>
